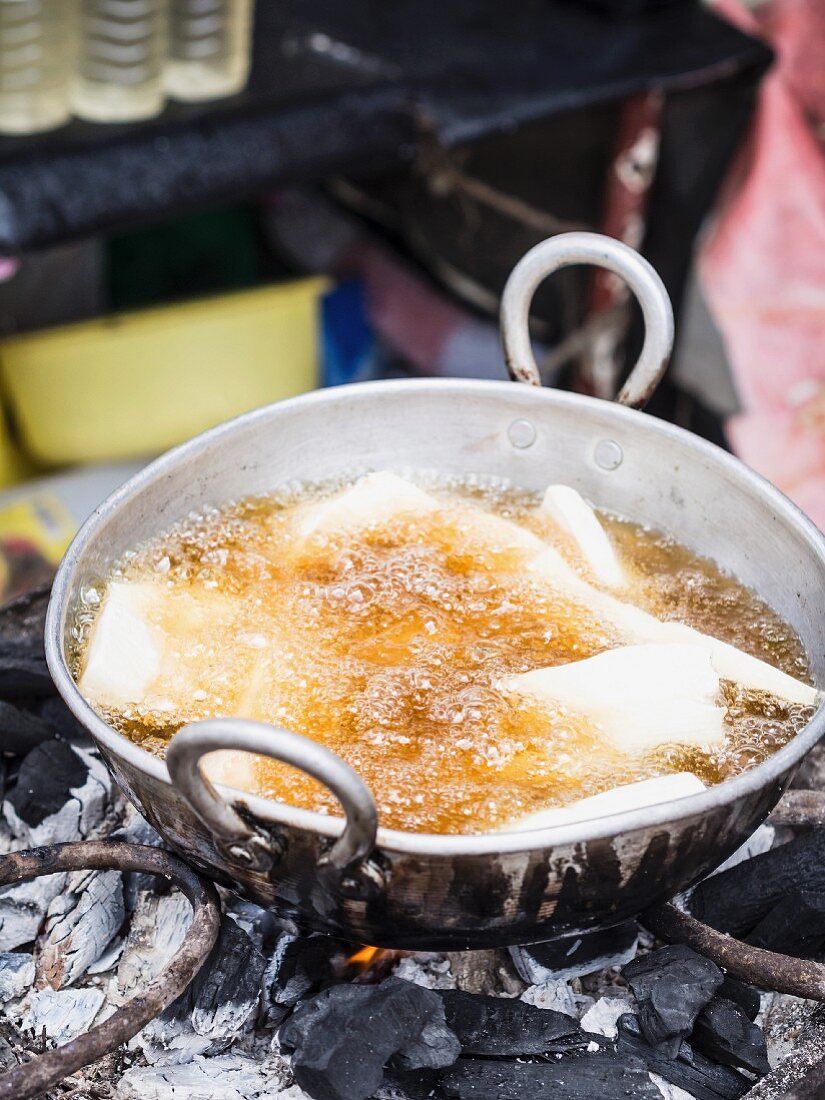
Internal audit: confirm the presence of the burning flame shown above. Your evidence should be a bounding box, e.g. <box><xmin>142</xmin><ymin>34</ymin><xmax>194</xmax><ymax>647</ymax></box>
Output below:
<box><xmin>345</xmin><ymin>944</ymin><xmax>411</xmax><ymax>981</ymax></box>
<box><xmin>348</xmin><ymin>945</ymin><xmax>382</xmax><ymax>968</ymax></box>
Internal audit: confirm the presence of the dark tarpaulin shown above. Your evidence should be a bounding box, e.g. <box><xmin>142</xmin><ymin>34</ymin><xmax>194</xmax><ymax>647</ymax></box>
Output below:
<box><xmin>292</xmin><ymin>0</ymin><xmax>768</xmax><ymax>145</ymax></box>
<box><xmin>0</xmin><ymin>0</ymin><xmax>768</xmax><ymax>252</ymax></box>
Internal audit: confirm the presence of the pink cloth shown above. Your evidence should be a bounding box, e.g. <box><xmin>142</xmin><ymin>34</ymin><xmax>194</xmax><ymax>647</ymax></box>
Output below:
<box><xmin>701</xmin><ymin>1</ymin><xmax>825</xmax><ymax>526</ymax></box>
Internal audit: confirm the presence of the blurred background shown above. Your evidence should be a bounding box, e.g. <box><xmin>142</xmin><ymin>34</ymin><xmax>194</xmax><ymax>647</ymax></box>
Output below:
<box><xmin>0</xmin><ymin>0</ymin><xmax>819</xmax><ymax>600</ymax></box>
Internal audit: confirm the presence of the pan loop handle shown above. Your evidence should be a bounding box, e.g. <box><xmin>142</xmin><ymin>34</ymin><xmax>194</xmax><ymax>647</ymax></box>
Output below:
<box><xmin>166</xmin><ymin>720</ymin><xmax>379</xmax><ymax>887</ymax></box>
<box><xmin>500</xmin><ymin>231</ymin><xmax>674</xmax><ymax>409</ymax></box>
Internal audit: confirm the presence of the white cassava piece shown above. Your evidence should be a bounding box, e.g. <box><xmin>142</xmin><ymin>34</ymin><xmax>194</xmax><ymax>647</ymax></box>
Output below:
<box><xmin>539</xmin><ymin>484</ymin><xmax>626</xmax><ymax>588</ymax></box>
<box><xmin>500</xmin><ymin>773</ymin><xmax>706</xmax><ymax>833</ymax></box>
<box><xmin>78</xmin><ymin>582</ymin><xmax>163</xmax><ymax>708</ymax></box>
<box><xmin>501</xmin><ymin>644</ymin><xmax>726</xmax><ymax>753</ymax></box>
<box><xmin>199</xmin><ymin>748</ymin><xmax>258</xmax><ymax>792</ymax></box>
<box><xmin>78</xmin><ymin>581</ymin><xmax>244</xmax><ymax>712</ymax></box>
<box><xmin>294</xmin><ymin>470</ymin><xmax>437</xmax><ymax>542</ymax></box>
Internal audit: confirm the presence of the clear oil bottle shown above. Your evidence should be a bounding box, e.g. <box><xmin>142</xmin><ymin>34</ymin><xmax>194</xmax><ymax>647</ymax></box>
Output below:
<box><xmin>72</xmin><ymin>0</ymin><xmax>168</xmax><ymax>123</ymax></box>
<box><xmin>0</xmin><ymin>0</ymin><xmax>75</xmax><ymax>134</ymax></box>
<box><xmin>165</xmin><ymin>0</ymin><xmax>252</xmax><ymax>102</ymax></box>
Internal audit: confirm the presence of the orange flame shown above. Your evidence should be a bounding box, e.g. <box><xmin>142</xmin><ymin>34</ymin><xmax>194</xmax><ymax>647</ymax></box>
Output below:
<box><xmin>345</xmin><ymin>945</ymin><xmax>412</xmax><ymax>982</ymax></box>
<box><xmin>348</xmin><ymin>945</ymin><xmax>382</xmax><ymax>967</ymax></box>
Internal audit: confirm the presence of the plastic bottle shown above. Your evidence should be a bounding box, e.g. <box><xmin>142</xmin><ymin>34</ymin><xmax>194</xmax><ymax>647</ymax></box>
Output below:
<box><xmin>0</xmin><ymin>0</ymin><xmax>75</xmax><ymax>134</ymax></box>
<box><xmin>72</xmin><ymin>0</ymin><xmax>168</xmax><ymax>123</ymax></box>
<box><xmin>165</xmin><ymin>0</ymin><xmax>252</xmax><ymax>102</ymax></box>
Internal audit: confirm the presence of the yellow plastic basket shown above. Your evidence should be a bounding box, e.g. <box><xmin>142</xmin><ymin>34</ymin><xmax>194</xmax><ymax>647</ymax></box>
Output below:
<box><xmin>0</xmin><ymin>278</ymin><xmax>326</xmax><ymax>465</ymax></box>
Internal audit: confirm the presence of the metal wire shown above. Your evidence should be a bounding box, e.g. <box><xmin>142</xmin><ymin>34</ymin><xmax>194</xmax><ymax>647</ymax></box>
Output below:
<box><xmin>0</xmin><ymin>840</ymin><xmax>221</xmax><ymax>1100</ymax></box>
<box><xmin>644</xmin><ymin>901</ymin><xmax>825</xmax><ymax>1002</ymax></box>
<box><xmin>644</xmin><ymin>789</ymin><xmax>825</xmax><ymax>1003</ymax></box>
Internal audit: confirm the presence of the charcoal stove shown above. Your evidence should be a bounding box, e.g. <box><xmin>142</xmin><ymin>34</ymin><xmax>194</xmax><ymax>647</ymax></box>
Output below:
<box><xmin>1</xmin><ymin>585</ymin><xmax>825</xmax><ymax>1100</ymax></box>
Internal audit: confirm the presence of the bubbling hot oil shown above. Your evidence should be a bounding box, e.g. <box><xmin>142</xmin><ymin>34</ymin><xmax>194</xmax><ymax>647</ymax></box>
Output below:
<box><xmin>71</xmin><ymin>476</ymin><xmax>814</xmax><ymax>834</ymax></box>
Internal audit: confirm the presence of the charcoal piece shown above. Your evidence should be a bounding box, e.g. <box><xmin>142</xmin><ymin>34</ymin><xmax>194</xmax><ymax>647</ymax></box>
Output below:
<box><xmin>110</xmin><ymin>809</ymin><xmax>163</xmax><ymax>849</ymax></box>
<box><xmin>5</xmin><ymin>742</ymin><xmax>110</xmax><ymax>851</ymax></box>
<box><xmin>0</xmin><ymin>1035</ymin><xmax>15</xmax><ymax>1072</ymax></box>
<box><xmin>376</xmin><ymin>1068</ymin><xmax>445</xmax><ymax>1100</ymax></box>
<box><xmin>118</xmin><ymin>891</ymin><xmax>193</xmax><ymax>999</ymax></box>
<box><xmin>617</xmin><ymin>1014</ymin><xmax>751</xmax><ymax>1100</ymax></box>
<box><xmin>0</xmin><ymin>643</ymin><xmax>54</xmax><ymax>699</ymax></box>
<box><xmin>110</xmin><ymin>809</ymin><xmax>166</xmax><ymax>910</ymax></box>
<box><xmin>168</xmin><ymin>916</ymin><xmax>267</xmax><ymax>1041</ymax></box>
<box><xmin>689</xmin><ymin>829</ymin><xmax>825</xmax><ymax>938</ymax></box>
<box><xmin>263</xmin><ymin>933</ymin><xmax>353</xmax><ymax>1024</ymax></box>
<box><xmin>0</xmin><ymin>951</ymin><xmax>34</xmax><ymax>1001</ymax></box>
<box><xmin>22</xmin><ymin>986</ymin><xmax>105</xmax><ymax>1045</ymax></box>
<box><xmin>717</xmin><ymin>977</ymin><xmax>761</xmax><ymax>1022</ymax></box>
<box><xmin>0</xmin><ymin>585</ymin><xmax>50</xmax><ymax>649</ymax></box>
<box><xmin>143</xmin><ymin>914</ymin><xmax>267</xmax><ymax>1062</ymax></box>
<box><xmin>745</xmin><ymin>889</ymin><xmax>825</xmax><ymax>958</ymax></box>
<box><xmin>510</xmin><ymin>922</ymin><xmax>638</xmax><ymax>983</ymax></box>
<box><xmin>395</xmin><ymin>1012</ymin><xmax>461</xmax><ymax>1072</ymax></box>
<box><xmin>691</xmin><ymin>997</ymin><xmax>770</xmax><ymax>1077</ymax></box>
<box><xmin>225</xmin><ymin>899</ymin><xmax>281</xmax><ymax>955</ymax></box>
<box><xmin>0</xmin><ymin>700</ymin><xmax>55</xmax><ymax>755</ymax></box>
<box><xmin>5</xmin><ymin>739</ymin><xmax>88</xmax><ymax>827</ymax></box>
<box><xmin>623</xmin><ymin>944</ymin><xmax>723</xmax><ymax>1055</ymax></box>
<box><xmin>436</xmin><ymin>988</ymin><xmax>581</xmax><ymax>1055</ymax></box>
<box><xmin>447</xmin><ymin>948</ymin><xmax>525</xmax><ymax>995</ymax></box>
<box><xmin>38</xmin><ymin>868</ymin><xmax>124</xmax><ymax>989</ymax></box>
<box><xmin>0</xmin><ymin>585</ymin><xmax>53</xmax><ymax>699</ymax></box>
<box><xmin>35</xmin><ymin>697</ymin><xmax>89</xmax><ymax>744</ymax></box>
<box><xmin>279</xmin><ymin>977</ymin><xmax>460</xmax><ymax>1100</ymax></box>
<box><xmin>440</xmin><ymin>1053</ymin><xmax>660</xmax><ymax>1100</ymax></box>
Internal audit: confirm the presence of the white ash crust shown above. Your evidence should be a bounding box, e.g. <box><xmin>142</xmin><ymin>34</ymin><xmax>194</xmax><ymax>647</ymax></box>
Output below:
<box><xmin>133</xmin><ymin>915</ymin><xmax>266</xmax><ymax>1068</ymax></box>
<box><xmin>1</xmin><ymin>744</ymin><xmax>112</xmax><ymax>850</ymax></box>
<box><xmin>226</xmin><ymin>898</ymin><xmax>282</xmax><ymax>953</ymax></box>
<box><xmin>116</xmin><ymin>890</ymin><xmax>193</xmax><ymax>1003</ymax></box>
<box><xmin>0</xmin><ymin>876</ymin><xmax>68</xmax><ymax>954</ymax></box>
<box><xmin>649</xmin><ymin>1071</ymin><xmax>696</xmax><ymax>1100</ymax></box>
<box><xmin>0</xmin><ymin>951</ymin><xmax>34</xmax><ymax>1001</ymax></box>
<box><xmin>580</xmin><ymin>994</ymin><xmax>636</xmax><ymax>1038</ymax></box>
<box><xmin>22</xmin><ymin>986</ymin><xmax>106</xmax><ymax>1044</ymax></box>
<box><xmin>392</xmin><ymin>953</ymin><xmax>456</xmax><ymax>990</ymax></box>
<box><xmin>757</xmin><ymin>991</ymin><xmax>818</xmax><ymax>1068</ymax></box>
<box><xmin>520</xmin><ymin>978</ymin><xmax>594</xmax><ymax>1019</ymax></box>
<box><xmin>115</xmin><ymin>1052</ymin><xmax>301</xmax><ymax>1100</ymax></box>
<box><xmin>87</xmin><ymin>934</ymin><xmax>126</xmax><ymax>975</ymax></box>
<box><xmin>38</xmin><ymin>867</ymin><xmax>125</xmax><ymax>989</ymax></box>
<box><xmin>0</xmin><ymin>817</ymin><xmax>13</xmax><ymax>855</ymax></box>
